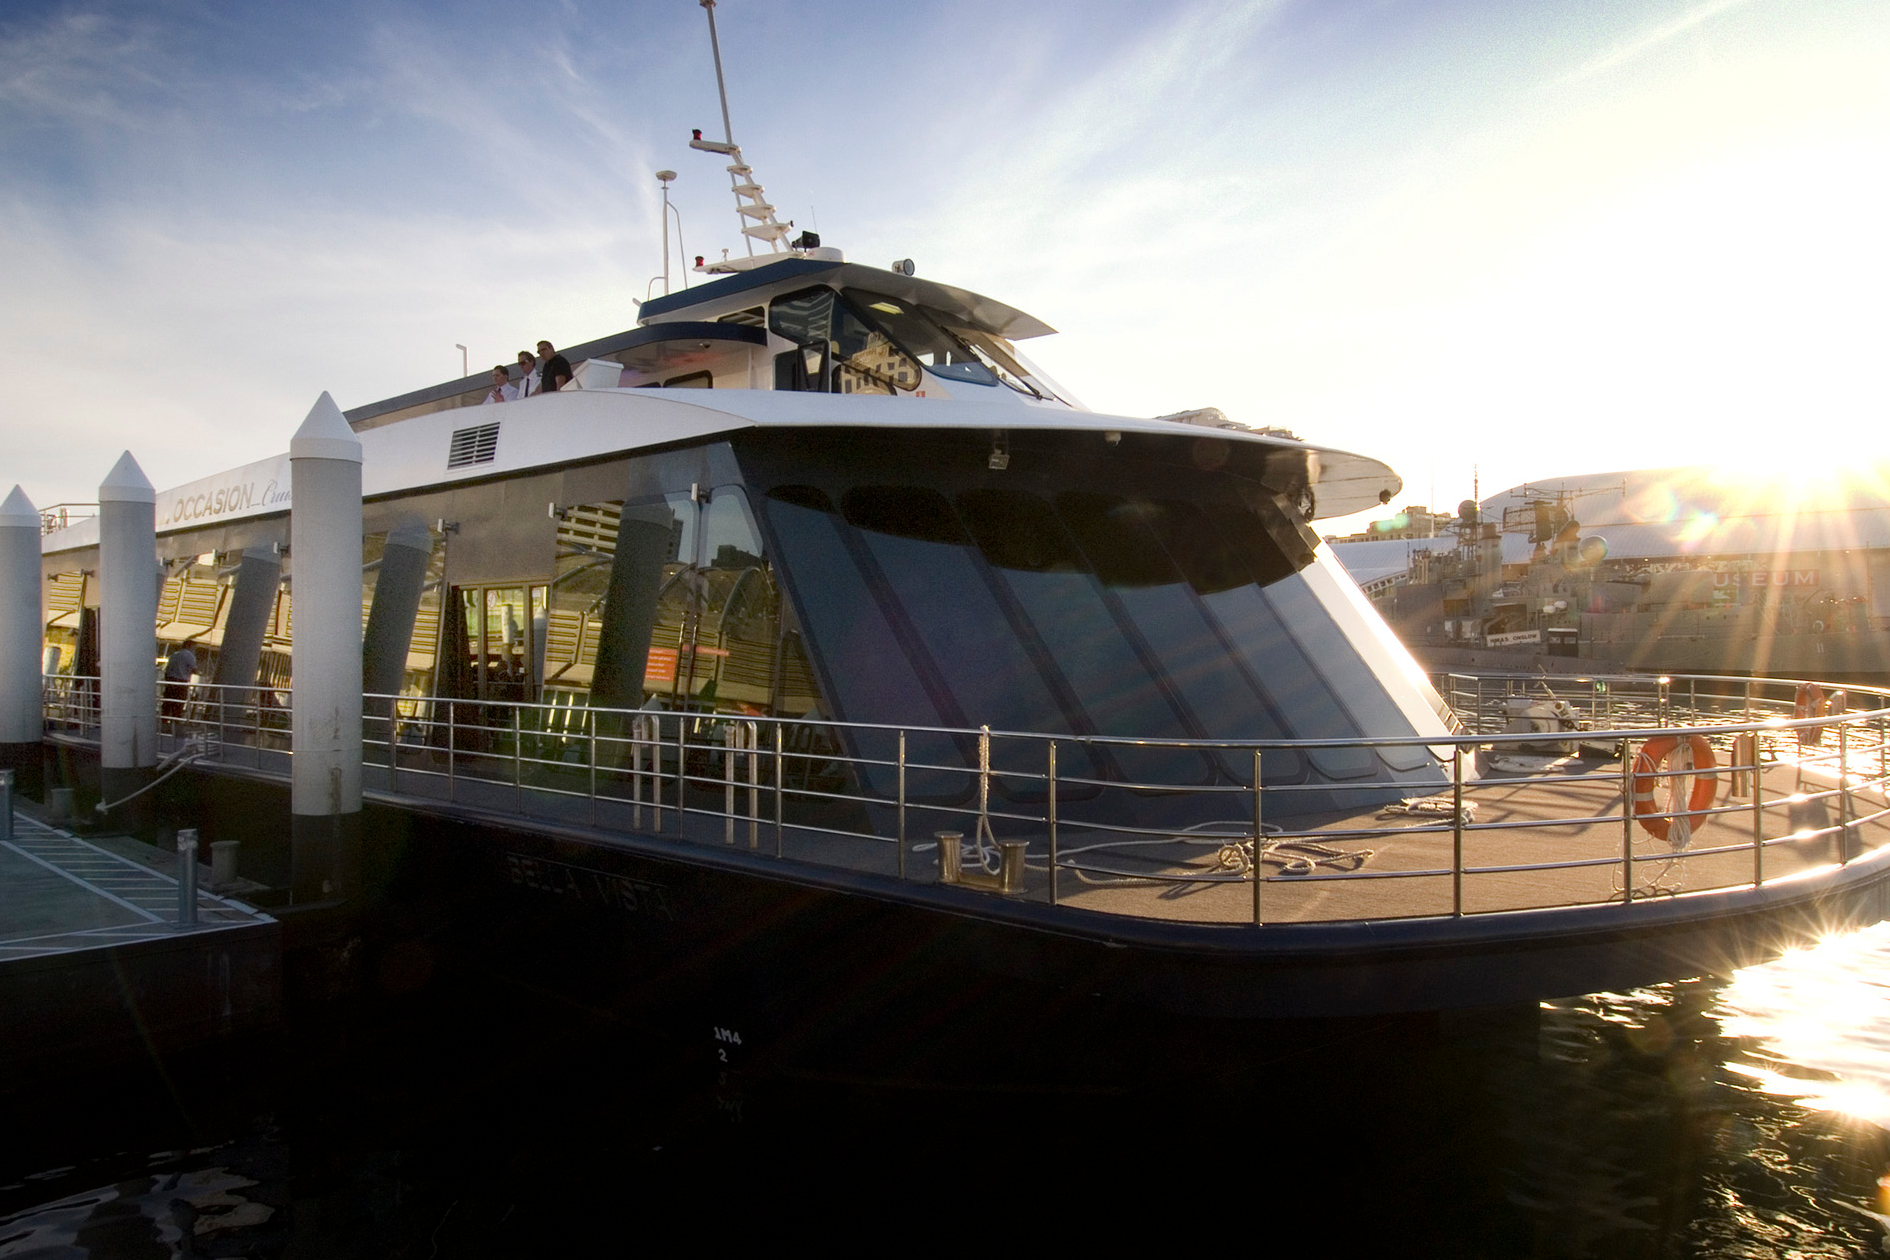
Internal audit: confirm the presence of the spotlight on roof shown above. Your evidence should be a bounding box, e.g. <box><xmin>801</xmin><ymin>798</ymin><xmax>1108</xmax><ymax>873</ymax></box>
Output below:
<box><xmin>891</xmin><ymin>258</ymin><xmax>915</xmax><ymax>277</ymax></box>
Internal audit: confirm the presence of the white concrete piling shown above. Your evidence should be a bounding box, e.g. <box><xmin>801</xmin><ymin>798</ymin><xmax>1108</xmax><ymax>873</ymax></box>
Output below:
<box><xmin>98</xmin><ymin>453</ymin><xmax>159</xmax><ymax>819</ymax></box>
<box><xmin>0</xmin><ymin>487</ymin><xmax>43</xmax><ymax>766</ymax></box>
<box><xmin>289</xmin><ymin>392</ymin><xmax>364</xmax><ymax>901</ymax></box>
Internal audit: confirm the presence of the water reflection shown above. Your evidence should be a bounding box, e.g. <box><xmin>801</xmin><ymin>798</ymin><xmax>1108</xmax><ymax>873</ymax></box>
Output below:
<box><xmin>1719</xmin><ymin>924</ymin><xmax>1890</xmax><ymax>1128</ymax></box>
<box><xmin>9</xmin><ymin>925</ymin><xmax>1890</xmax><ymax>1256</ymax></box>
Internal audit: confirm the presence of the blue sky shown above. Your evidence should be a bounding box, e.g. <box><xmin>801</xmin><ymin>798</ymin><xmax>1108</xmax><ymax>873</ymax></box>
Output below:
<box><xmin>3</xmin><ymin>0</ymin><xmax>1885</xmax><ymax>530</ymax></box>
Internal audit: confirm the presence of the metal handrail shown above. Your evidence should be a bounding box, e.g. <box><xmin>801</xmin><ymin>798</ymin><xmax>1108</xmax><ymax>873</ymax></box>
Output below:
<box><xmin>40</xmin><ymin>669</ymin><xmax>1890</xmax><ymax>928</ymax></box>
<box><xmin>38</xmin><ymin>502</ymin><xmax>97</xmax><ymax>535</ymax></box>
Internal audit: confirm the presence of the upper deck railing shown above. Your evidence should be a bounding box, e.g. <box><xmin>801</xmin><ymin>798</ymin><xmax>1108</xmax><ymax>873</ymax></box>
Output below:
<box><xmin>40</xmin><ymin>670</ymin><xmax>1890</xmax><ymax>928</ymax></box>
<box><xmin>38</xmin><ymin>503</ymin><xmax>96</xmax><ymax>535</ymax></box>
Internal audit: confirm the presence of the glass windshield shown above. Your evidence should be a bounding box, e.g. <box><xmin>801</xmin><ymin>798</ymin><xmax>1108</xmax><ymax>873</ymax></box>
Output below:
<box><xmin>846</xmin><ymin>291</ymin><xmax>998</xmax><ymax>387</ymax></box>
<box><xmin>768</xmin><ymin>287</ymin><xmax>923</xmax><ymax>394</ymax></box>
<box><xmin>735</xmin><ymin>429</ymin><xmax>1448</xmax><ymax>819</ymax></box>
<box><xmin>769</xmin><ymin>285</ymin><xmax>1063</xmax><ymax>401</ymax></box>
<box><xmin>939</xmin><ymin>322</ymin><xmax>1057</xmax><ymax>400</ymax></box>
<box><xmin>845</xmin><ymin>288</ymin><xmax>1058</xmax><ymax>400</ymax></box>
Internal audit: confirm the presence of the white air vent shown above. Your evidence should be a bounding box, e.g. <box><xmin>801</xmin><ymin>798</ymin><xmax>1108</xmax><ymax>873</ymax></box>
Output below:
<box><xmin>447</xmin><ymin>422</ymin><xmax>500</xmax><ymax>468</ymax></box>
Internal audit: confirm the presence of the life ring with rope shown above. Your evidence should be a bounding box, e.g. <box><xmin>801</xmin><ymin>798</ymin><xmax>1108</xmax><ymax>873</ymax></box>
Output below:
<box><xmin>1630</xmin><ymin>734</ymin><xmax>1717</xmax><ymax>844</ymax></box>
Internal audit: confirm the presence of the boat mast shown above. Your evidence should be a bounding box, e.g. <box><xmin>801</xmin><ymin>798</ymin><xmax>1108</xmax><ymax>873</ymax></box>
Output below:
<box><xmin>691</xmin><ymin>0</ymin><xmax>792</xmax><ymax>264</ymax></box>
<box><xmin>703</xmin><ymin>0</ymin><xmax>735</xmax><ymax>151</ymax></box>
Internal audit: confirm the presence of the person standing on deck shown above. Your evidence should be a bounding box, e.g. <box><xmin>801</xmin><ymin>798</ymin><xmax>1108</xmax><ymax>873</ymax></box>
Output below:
<box><xmin>482</xmin><ymin>365</ymin><xmax>517</xmax><ymax>405</ymax></box>
<box><xmin>163</xmin><ymin>638</ymin><xmax>198</xmax><ymax>727</ymax></box>
<box><xmin>536</xmin><ymin>340</ymin><xmax>572</xmax><ymax>393</ymax></box>
<box><xmin>514</xmin><ymin>350</ymin><xmax>540</xmax><ymax>398</ymax></box>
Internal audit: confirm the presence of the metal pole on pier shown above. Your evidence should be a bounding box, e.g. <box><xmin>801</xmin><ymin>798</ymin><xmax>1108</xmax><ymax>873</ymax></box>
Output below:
<box><xmin>98</xmin><ymin>453</ymin><xmax>159</xmax><ymax>830</ymax></box>
<box><xmin>288</xmin><ymin>393</ymin><xmax>364</xmax><ymax>902</ymax></box>
<box><xmin>0</xmin><ymin>487</ymin><xmax>44</xmax><ymax>793</ymax></box>
<box><xmin>176</xmin><ymin>827</ymin><xmax>199</xmax><ymax>928</ymax></box>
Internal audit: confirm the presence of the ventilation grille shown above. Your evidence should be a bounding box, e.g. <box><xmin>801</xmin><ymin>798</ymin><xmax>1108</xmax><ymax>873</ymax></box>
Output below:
<box><xmin>447</xmin><ymin>422</ymin><xmax>500</xmax><ymax>468</ymax></box>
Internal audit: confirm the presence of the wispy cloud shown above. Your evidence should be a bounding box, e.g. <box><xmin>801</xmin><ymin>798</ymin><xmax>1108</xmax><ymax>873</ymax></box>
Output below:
<box><xmin>0</xmin><ymin>10</ymin><xmax>187</xmax><ymax>133</ymax></box>
<box><xmin>1555</xmin><ymin>0</ymin><xmax>1762</xmax><ymax>85</ymax></box>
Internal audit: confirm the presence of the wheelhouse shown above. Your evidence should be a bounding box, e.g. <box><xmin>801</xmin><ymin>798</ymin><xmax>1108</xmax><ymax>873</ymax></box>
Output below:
<box><xmin>345</xmin><ymin>259</ymin><xmax>1081</xmax><ymax>434</ymax></box>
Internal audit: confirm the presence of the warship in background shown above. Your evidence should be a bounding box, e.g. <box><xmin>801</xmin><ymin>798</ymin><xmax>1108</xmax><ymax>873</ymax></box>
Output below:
<box><xmin>1329</xmin><ymin>466</ymin><xmax>1890</xmax><ymax>684</ymax></box>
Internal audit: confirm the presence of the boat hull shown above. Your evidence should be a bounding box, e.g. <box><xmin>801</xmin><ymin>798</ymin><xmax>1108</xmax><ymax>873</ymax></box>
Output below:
<box><xmin>59</xmin><ymin>743</ymin><xmax>1890</xmax><ymax>1025</ymax></box>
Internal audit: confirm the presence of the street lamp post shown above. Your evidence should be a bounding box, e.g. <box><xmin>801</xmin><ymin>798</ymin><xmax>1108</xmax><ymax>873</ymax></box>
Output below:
<box><xmin>455</xmin><ymin>344</ymin><xmax>468</xmax><ymax>378</ymax></box>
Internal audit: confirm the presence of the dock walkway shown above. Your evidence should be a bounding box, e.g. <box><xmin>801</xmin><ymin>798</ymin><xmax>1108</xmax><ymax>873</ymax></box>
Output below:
<box><xmin>0</xmin><ymin>812</ymin><xmax>281</xmax><ymax>1076</ymax></box>
<box><xmin>1</xmin><ymin>818</ymin><xmax>268</xmax><ymax>960</ymax></box>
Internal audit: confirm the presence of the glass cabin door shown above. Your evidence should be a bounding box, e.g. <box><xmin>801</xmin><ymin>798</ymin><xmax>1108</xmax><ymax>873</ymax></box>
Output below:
<box><xmin>451</xmin><ymin>584</ymin><xmax>549</xmax><ymax>705</ymax></box>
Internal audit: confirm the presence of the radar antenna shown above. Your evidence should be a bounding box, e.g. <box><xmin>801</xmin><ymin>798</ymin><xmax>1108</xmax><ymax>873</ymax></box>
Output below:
<box><xmin>691</xmin><ymin>0</ymin><xmax>792</xmax><ymax>267</ymax></box>
<box><xmin>1498</xmin><ymin>481</ymin><xmax>1628</xmax><ymax>544</ymax></box>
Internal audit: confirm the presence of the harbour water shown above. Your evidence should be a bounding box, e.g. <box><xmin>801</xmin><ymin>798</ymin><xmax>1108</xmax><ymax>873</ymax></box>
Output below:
<box><xmin>6</xmin><ymin>921</ymin><xmax>1890</xmax><ymax>1255</ymax></box>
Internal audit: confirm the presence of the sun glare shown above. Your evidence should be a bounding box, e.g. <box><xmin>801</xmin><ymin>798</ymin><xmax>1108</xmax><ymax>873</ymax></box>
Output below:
<box><xmin>1618</xmin><ymin>463</ymin><xmax>1890</xmax><ymax>541</ymax></box>
<box><xmin>1718</xmin><ymin>923</ymin><xmax>1890</xmax><ymax>1127</ymax></box>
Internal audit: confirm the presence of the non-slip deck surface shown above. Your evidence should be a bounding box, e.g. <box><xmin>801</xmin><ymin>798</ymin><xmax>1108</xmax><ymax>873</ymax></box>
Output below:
<box><xmin>1048</xmin><ymin>754</ymin><xmax>1887</xmax><ymax>924</ymax></box>
<box><xmin>0</xmin><ymin>818</ymin><xmax>271</xmax><ymax>961</ymax></box>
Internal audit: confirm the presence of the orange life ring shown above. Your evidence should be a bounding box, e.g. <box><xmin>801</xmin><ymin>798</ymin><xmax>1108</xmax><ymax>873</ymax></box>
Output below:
<box><xmin>1631</xmin><ymin>734</ymin><xmax>1717</xmax><ymax>842</ymax></box>
<box><xmin>1795</xmin><ymin>683</ymin><xmax>1825</xmax><ymax>746</ymax></box>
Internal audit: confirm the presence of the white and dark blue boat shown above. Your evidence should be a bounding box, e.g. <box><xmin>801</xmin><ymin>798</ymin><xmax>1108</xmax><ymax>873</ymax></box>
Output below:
<box><xmin>30</xmin><ymin>11</ymin><xmax>1890</xmax><ymax>1029</ymax></box>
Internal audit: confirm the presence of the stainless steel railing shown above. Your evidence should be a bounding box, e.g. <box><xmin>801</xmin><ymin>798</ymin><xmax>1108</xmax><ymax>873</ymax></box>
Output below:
<box><xmin>41</xmin><ymin>670</ymin><xmax>1890</xmax><ymax>928</ymax></box>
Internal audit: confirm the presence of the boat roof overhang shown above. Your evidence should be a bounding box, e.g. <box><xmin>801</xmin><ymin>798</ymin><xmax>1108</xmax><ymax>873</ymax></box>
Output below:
<box><xmin>637</xmin><ymin>258</ymin><xmax>1057</xmax><ymax>341</ymax></box>
<box><xmin>42</xmin><ymin>390</ymin><xmax>1400</xmax><ymax>556</ymax></box>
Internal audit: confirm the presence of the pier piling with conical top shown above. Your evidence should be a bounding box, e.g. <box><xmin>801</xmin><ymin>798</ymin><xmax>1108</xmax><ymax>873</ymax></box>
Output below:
<box><xmin>289</xmin><ymin>393</ymin><xmax>364</xmax><ymax>902</ymax></box>
<box><xmin>98</xmin><ymin>453</ymin><xmax>158</xmax><ymax>828</ymax></box>
<box><xmin>0</xmin><ymin>486</ymin><xmax>43</xmax><ymax>793</ymax></box>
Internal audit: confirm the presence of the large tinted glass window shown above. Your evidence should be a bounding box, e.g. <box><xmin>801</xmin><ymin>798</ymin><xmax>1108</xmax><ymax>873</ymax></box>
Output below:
<box><xmin>838</xmin><ymin>486</ymin><xmax>1102</xmax><ymax>791</ymax></box>
<box><xmin>545</xmin><ymin>479</ymin><xmax>827</xmax><ymax>729</ymax></box>
<box><xmin>1254</xmin><ymin>578</ymin><xmax>1431</xmax><ymax>771</ymax></box>
<box><xmin>1138</xmin><ymin>499</ymin><xmax>1371</xmax><ymax>778</ymax></box>
<box><xmin>761</xmin><ymin>488</ymin><xmax>959</xmax><ymax>798</ymax></box>
<box><xmin>1056</xmin><ymin>493</ymin><xmax>1318</xmax><ymax>783</ymax></box>
<box><xmin>1179</xmin><ymin>501</ymin><xmax>1429</xmax><ymax>771</ymax></box>
<box><xmin>737</xmin><ymin>429</ymin><xmax>1442</xmax><ymax>818</ymax></box>
<box><xmin>956</xmin><ymin>489</ymin><xmax>1212</xmax><ymax>787</ymax></box>
<box><xmin>544</xmin><ymin>503</ymin><xmax>618</xmax><ymax>700</ymax></box>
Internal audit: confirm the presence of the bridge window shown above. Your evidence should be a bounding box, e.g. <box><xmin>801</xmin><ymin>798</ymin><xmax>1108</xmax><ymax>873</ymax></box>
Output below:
<box><xmin>847</xmin><ymin>292</ymin><xmax>997</xmax><ymax>386</ymax></box>
<box><xmin>768</xmin><ymin>287</ymin><xmax>923</xmax><ymax>394</ymax></box>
